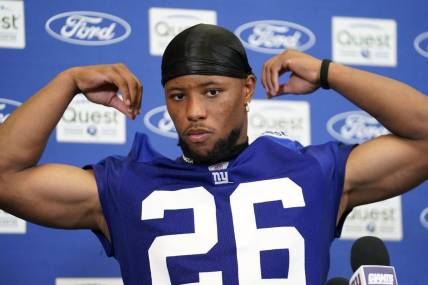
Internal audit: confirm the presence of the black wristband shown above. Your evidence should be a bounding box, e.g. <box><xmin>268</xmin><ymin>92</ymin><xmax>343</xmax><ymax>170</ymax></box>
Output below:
<box><xmin>320</xmin><ymin>59</ymin><xmax>332</xmax><ymax>90</ymax></box>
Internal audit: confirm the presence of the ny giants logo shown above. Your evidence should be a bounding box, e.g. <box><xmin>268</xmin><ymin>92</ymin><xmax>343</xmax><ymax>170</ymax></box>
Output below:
<box><xmin>45</xmin><ymin>11</ymin><xmax>131</xmax><ymax>46</ymax></box>
<box><xmin>234</xmin><ymin>20</ymin><xmax>316</xmax><ymax>54</ymax></box>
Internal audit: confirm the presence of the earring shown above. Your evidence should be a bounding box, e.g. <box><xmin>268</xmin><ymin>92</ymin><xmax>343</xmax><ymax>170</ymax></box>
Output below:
<box><xmin>245</xmin><ymin>102</ymin><xmax>250</xmax><ymax>112</ymax></box>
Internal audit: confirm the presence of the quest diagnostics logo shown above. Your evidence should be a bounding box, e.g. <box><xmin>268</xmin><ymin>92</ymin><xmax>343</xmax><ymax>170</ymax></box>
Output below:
<box><xmin>234</xmin><ymin>20</ymin><xmax>316</xmax><ymax>54</ymax></box>
<box><xmin>332</xmin><ymin>17</ymin><xmax>396</xmax><ymax>66</ymax></box>
<box><xmin>327</xmin><ymin>111</ymin><xmax>390</xmax><ymax>144</ymax></box>
<box><xmin>148</xmin><ymin>7</ymin><xmax>217</xmax><ymax>56</ymax></box>
<box><xmin>414</xmin><ymin>31</ymin><xmax>428</xmax><ymax>58</ymax></box>
<box><xmin>45</xmin><ymin>11</ymin><xmax>131</xmax><ymax>46</ymax></box>
<box><xmin>0</xmin><ymin>98</ymin><xmax>21</xmax><ymax>124</ymax></box>
<box><xmin>144</xmin><ymin>105</ymin><xmax>177</xmax><ymax>139</ymax></box>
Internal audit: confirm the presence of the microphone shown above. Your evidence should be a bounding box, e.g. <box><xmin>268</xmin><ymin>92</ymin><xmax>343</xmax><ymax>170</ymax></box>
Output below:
<box><xmin>349</xmin><ymin>236</ymin><xmax>398</xmax><ymax>285</ymax></box>
<box><xmin>325</xmin><ymin>277</ymin><xmax>349</xmax><ymax>285</ymax></box>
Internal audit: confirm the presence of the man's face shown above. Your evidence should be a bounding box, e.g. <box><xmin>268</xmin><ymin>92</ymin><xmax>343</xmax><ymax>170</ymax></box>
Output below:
<box><xmin>164</xmin><ymin>74</ymin><xmax>255</xmax><ymax>163</ymax></box>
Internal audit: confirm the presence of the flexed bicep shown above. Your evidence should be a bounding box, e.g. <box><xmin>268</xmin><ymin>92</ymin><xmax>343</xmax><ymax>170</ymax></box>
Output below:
<box><xmin>342</xmin><ymin>135</ymin><xmax>428</xmax><ymax>211</ymax></box>
<box><xmin>0</xmin><ymin>163</ymin><xmax>106</xmax><ymax>232</ymax></box>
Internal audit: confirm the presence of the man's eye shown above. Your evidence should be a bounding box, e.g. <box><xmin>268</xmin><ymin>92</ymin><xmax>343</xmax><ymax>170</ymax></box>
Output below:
<box><xmin>207</xmin><ymin>89</ymin><xmax>221</xmax><ymax>97</ymax></box>
<box><xmin>172</xmin><ymin>94</ymin><xmax>185</xmax><ymax>101</ymax></box>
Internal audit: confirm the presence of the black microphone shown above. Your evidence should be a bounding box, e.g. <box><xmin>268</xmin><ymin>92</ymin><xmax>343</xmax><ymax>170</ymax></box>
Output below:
<box><xmin>349</xmin><ymin>236</ymin><xmax>397</xmax><ymax>285</ymax></box>
<box><xmin>350</xmin><ymin>236</ymin><xmax>390</xmax><ymax>271</ymax></box>
<box><xmin>325</xmin><ymin>277</ymin><xmax>349</xmax><ymax>285</ymax></box>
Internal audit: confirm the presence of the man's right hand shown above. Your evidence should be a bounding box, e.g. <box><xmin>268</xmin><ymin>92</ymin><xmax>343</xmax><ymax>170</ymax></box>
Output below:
<box><xmin>0</xmin><ymin>63</ymin><xmax>144</xmax><ymax>237</ymax></box>
<box><xmin>66</xmin><ymin>64</ymin><xmax>143</xmax><ymax>119</ymax></box>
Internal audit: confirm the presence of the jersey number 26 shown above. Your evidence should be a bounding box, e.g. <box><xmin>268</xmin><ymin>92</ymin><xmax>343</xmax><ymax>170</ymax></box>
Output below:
<box><xmin>141</xmin><ymin>178</ymin><xmax>306</xmax><ymax>285</ymax></box>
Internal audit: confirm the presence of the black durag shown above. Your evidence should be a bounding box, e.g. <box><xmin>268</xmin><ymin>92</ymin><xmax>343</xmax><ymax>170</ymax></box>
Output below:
<box><xmin>161</xmin><ymin>24</ymin><xmax>253</xmax><ymax>86</ymax></box>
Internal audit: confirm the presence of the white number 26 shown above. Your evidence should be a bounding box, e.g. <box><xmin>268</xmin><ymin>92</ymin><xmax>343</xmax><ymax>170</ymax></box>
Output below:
<box><xmin>141</xmin><ymin>178</ymin><xmax>306</xmax><ymax>284</ymax></box>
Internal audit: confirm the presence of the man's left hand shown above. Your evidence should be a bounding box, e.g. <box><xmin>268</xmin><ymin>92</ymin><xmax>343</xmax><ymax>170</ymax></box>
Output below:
<box><xmin>262</xmin><ymin>49</ymin><xmax>323</xmax><ymax>98</ymax></box>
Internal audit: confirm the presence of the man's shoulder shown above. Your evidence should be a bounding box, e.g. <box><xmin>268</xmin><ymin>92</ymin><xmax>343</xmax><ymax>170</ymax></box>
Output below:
<box><xmin>252</xmin><ymin>131</ymin><xmax>304</xmax><ymax>152</ymax></box>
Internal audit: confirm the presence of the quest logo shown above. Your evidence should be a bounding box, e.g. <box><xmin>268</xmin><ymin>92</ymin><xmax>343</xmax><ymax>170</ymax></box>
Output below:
<box><xmin>327</xmin><ymin>111</ymin><xmax>390</xmax><ymax>144</ymax></box>
<box><xmin>0</xmin><ymin>98</ymin><xmax>21</xmax><ymax>124</ymax></box>
<box><xmin>143</xmin><ymin>105</ymin><xmax>177</xmax><ymax>139</ymax></box>
<box><xmin>0</xmin><ymin>0</ymin><xmax>25</xmax><ymax>49</ymax></box>
<box><xmin>148</xmin><ymin>7</ymin><xmax>217</xmax><ymax>56</ymax></box>
<box><xmin>414</xmin><ymin>31</ymin><xmax>428</xmax><ymax>58</ymax></box>
<box><xmin>332</xmin><ymin>17</ymin><xmax>396</xmax><ymax>66</ymax></box>
<box><xmin>234</xmin><ymin>20</ymin><xmax>316</xmax><ymax>54</ymax></box>
<box><xmin>45</xmin><ymin>11</ymin><xmax>131</xmax><ymax>46</ymax></box>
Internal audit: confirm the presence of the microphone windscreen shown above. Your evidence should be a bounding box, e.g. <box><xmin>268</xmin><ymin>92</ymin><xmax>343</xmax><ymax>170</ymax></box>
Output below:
<box><xmin>324</xmin><ymin>277</ymin><xmax>349</xmax><ymax>285</ymax></box>
<box><xmin>350</xmin><ymin>236</ymin><xmax>390</xmax><ymax>272</ymax></box>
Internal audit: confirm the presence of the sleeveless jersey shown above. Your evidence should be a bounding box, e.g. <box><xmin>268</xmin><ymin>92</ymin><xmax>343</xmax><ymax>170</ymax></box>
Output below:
<box><xmin>89</xmin><ymin>132</ymin><xmax>354</xmax><ymax>285</ymax></box>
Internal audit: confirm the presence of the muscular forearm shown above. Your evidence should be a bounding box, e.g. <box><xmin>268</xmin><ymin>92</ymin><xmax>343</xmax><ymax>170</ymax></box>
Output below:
<box><xmin>0</xmin><ymin>69</ymin><xmax>78</xmax><ymax>172</ymax></box>
<box><xmin>329</xmin><ymin>63</ymin><xmax>428</xmax><ymax>140</ymax></box>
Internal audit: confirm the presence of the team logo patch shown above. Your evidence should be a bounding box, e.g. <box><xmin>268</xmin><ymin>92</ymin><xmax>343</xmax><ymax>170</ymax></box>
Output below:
<box><xmin>208</xmin><ymin>162</ymin><xmax>231</xmax><ymax>185</ymax></box>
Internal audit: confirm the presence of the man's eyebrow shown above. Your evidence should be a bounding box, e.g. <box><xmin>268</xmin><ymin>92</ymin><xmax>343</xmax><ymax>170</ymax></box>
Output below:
<box><xmin>198</xmin><ymin>80</ymin><xmax>225</xmax><ymax>87</ymax></box>
<box><xmin>166</xmin><ymin>80</ymin><xmax>226</xmax><ymax>92</ymax></box>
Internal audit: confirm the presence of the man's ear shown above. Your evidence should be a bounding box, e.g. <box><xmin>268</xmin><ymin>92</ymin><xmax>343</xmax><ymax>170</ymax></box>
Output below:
<box><xmin>243</xmin><ymin>74</ymin><xmax>256</xmax><ymax>102</ymax></box>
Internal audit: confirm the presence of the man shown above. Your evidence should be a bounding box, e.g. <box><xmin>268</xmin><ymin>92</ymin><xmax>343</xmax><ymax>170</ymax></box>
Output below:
<box><xmin>0</xmin><ymin>24</ymin><xmax>427</xmax><ymax>284</ymax></box>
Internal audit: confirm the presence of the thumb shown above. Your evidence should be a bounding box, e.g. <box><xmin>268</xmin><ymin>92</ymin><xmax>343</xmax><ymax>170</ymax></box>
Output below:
<box><xmin>108</xmin><ymin>95</ymin><xmax>132</xmax><ymax>118</ymax></box>
<box><xmin>278</xmin><ymin>83</ymin><xmax>293</xmax><ymax>95</ymax></box>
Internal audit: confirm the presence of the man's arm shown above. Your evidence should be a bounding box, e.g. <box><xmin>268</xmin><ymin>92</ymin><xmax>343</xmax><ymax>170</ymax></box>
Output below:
<box><xmin>0</xmin><ymin>64</ymin><xmax>142</xmax><ymax>236</ymax></box>
<box><xmin>261</xmin><ymin>49</ymin><xmax>428</xmax><ymax>218</ymax></box>
<box><xmin>328</xmin><ymin>63</ymin><xmax>428</xmax><ymax>216</ymax></box>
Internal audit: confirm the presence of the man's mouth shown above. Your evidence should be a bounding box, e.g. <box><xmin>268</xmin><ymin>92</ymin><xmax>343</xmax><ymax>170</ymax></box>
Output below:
<box><xmin>186</xmin><ymin>128</ymin><xmax>212</xmax><ymax>143</ymax></box>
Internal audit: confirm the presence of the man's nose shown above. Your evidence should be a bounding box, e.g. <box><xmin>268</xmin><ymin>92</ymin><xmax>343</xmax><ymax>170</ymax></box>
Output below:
<box><xmin>186</xmin><ymin>95</ymin><xmax>207</xmax><ymax>121</ymax></box>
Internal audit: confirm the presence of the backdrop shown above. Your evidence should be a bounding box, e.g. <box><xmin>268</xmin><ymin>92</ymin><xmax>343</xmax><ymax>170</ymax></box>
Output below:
<box><xmin>0</xmin><ymin>0</ymin><xmax>427</xmax><ymax>284</ymax></box>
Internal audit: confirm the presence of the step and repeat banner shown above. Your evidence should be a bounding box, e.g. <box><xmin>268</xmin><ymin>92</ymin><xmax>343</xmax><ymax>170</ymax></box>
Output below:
<box><xmin>1</xmin><ymin>0</ymin><xmax>427</xmax><ymax>284</ymax></box>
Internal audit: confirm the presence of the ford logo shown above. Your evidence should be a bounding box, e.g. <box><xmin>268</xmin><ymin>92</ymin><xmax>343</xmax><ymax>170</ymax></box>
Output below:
<box><xmin>326</xmin><ymin>111</ymin><xmax>390</xmax><ymax>144</ymax></box>
<box><xmin>143</xmin><ymin>105</ymin><xmax>177</xmax><ymax>139</ymax></box>
<box><xmin>45</xmin><ymin>11</ymin><xmax>131</xmax><ymax>46</ymax></box>
<box><xmin>420</xmin><ymin>207</ymin><xmax>428</xmax><ymax>230</ymax></box>
<box><xmin>414</xmin><ymin>31</ymin><xmax>428</xmax><ymax>58</ymax></box>
<box><xmin>0</xmin><ymin>98</ymin><xmax>21</xmax><ymax>124</ymax></box>
<box><xmin>234</xmin><ymin>20</ymin><xmax>316</xmax><ymax>54</ymax></box>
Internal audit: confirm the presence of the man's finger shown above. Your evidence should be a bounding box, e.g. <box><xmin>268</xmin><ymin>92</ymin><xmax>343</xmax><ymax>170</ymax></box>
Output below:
<box><xmin>261</xmin><ymin>62</ymin><xmax>268</xmax><ymax>92</ymax></box>
<box><xmin>109</xmin><ymin>95</ymin><xmax>132</xmax><ymax>118</ymax></box>
<box><xmin>113</xmin><ymin>64</ymin><xmax>139</xmax><ymax>110</ymax></box>
<box><xmin>278</xmin><ymin>83</ymin><xmax>293</xmax><ymax>95</ymax></box>
<box><xmin>270</xmin><ymin>63</ymin><xmax>281</xmax><ymax>95</ymax></box>
<box><xmin>265</xmin><ymin>62</ymin><xmax>274</xmax><ymax>95</ymax></box>
<box><xmin>107</xmin><ymin>69</ymin><xmax>131</xmax><ymax>108</ymax></box>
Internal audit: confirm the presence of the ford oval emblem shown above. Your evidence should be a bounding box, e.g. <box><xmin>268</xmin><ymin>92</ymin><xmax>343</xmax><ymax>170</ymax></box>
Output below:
<box><xmin>326</xmin><ymin>111</ymin><xmax>390</xmax><ymax>144</ymax></box>
<box><xmin>45</xmin><ymin>11</ymin><xmax>131</xmax><ymax>46</ymax></box>
<box><xmin>414</xmin><ymin>31</ymin><xmax>428</xmax><ymax>58</ymax></box>
<box><xmin>234</xmin><ymin>20</ymin><xmax>316</xmax><ymax>54</ymax></box>
<box><xmin>0</xmin><ymin>98</ymin><xmax>22</xmax><ymax>124</ymax></box>
<box><xmin>143</xmin><ymin>105</ymin><xmax>178</xmax><ymax>139</ymax></box>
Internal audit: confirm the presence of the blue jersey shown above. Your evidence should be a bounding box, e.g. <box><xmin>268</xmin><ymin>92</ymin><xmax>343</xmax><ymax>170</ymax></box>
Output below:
<box><xmin>89</xmin><ymin>132</ymin><xmax>353</xmax><ymax>285</ymax></box>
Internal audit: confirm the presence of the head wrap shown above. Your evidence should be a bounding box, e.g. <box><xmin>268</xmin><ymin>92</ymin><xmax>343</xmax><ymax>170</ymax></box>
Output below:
<box><xmin>161</xmin><ymin>24</ymin><xmax>253</xmax><ymax>86</ymax></box>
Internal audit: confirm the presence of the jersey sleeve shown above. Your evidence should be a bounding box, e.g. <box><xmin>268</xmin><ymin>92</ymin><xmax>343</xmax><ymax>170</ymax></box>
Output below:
<box><xmin>84</xmin><ymin>154</ymin><xmax>127</xmax><ymax>257</ymax></box>
<box><xmin>303</xmin><ymin>141</ymin><xmax>356</xmax><ymax>237</ymax></box>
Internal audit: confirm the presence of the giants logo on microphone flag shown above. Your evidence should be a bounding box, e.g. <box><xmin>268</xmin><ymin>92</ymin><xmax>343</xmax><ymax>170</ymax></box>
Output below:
<box><xmin>350</xmin><ymin>265</ymin><xmax>397</xmax><ymax>285</ymax></box>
